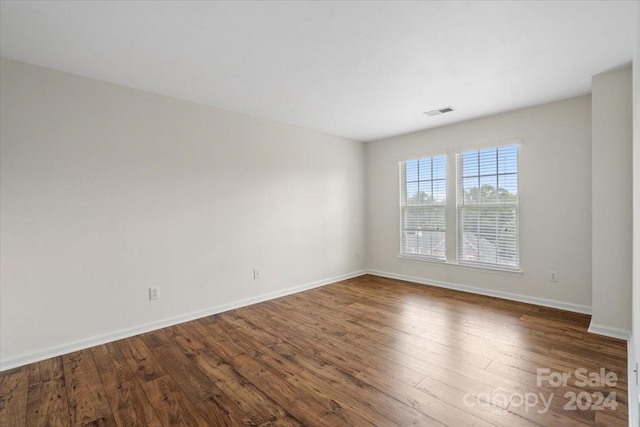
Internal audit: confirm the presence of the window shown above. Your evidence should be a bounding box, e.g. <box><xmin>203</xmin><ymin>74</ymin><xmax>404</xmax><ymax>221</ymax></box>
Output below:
<box><xmin>400</xmin><ymin>155</ymin><xmax>446</xmax><ymax>260</ymax></box>
<box><xmin>399</xmin><ymin>143</ymin><xmax>520</xmax><ymax>270</ymax></box>
<box><xmin>457</xmin><ymin>145</ymin><xmax>519</xmax><ymax>268</ymax></box>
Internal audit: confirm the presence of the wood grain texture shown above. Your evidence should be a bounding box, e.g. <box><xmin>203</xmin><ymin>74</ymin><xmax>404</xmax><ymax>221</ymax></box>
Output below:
<box><xmin>100</xmin><ymin>366</ymin><xmax>161</xmax><ymax>426</ymax></box>
<box><xmin>62</xmin><ymin>350</ymin><xmax>114</xmax><ymax>426</ymax></box>
<box><xmin>0</xmin><ymin>274</ymin><xmax>629</xmax><ymax>426</ymax></box>
<box><xmin>0</xmin><ymin>366</ymin><xmax>29</xmax><ymax>427</ymax></box>
<box><xmin>26</xmin><ymin>358</ymin><xmax>69</xmax><ymax>427</ymax></box>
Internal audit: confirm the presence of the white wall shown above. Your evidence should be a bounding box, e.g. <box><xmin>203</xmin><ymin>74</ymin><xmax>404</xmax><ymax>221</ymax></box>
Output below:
<box><xmin>367</xmin><ymin>96</ymin><xmax>593</xmax><ymax>311</ymax></box>
<box><xmin>0</xmin><ymin>58</ymin><xmax>366</xmax><ymax>368</ymax></box>
<box><xmin>591</xmin><ymin>66</ymin><xmax>633</xmax><ymax>335</ymax></box>
<box><xmin>631</xmin><ymin>4</ymin><xmax>640</xmax><ymax>425</ymax></box>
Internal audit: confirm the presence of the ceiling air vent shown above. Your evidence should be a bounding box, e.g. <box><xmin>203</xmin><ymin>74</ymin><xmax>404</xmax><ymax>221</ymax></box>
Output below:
<box><xmin>424</xmin><ymin>106</ymin><xmax>455</xmax><ymax>117</ymax></box>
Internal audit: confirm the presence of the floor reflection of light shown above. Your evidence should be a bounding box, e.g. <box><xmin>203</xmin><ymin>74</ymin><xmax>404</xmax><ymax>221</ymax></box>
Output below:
<box><xmin>393</xmin><ymin>291</ymin><xmax>532</xmax><ymax>415</ymax></box>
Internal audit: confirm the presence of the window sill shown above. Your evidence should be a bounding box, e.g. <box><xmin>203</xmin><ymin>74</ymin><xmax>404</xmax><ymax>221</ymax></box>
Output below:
<box><xmin>398</xmin><ymin>254</ymin><xmax>523</xmax><ymax>276</ymax></box>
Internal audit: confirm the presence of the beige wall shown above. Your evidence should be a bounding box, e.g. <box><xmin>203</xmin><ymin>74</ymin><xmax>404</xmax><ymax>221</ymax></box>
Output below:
<box><xmin>0</xmin><ymin>58</ymin><xmax>366</xmax><ymax>368</ymax></box>
<box><xmin>366</xmin><ymin>96</ymin><xmax>593</xmax><ymax>311</ymax></box>
<box><xmin>591</xmin><ymin>66</ymin><xmax>633</xmax><ymax>334</ymax></box>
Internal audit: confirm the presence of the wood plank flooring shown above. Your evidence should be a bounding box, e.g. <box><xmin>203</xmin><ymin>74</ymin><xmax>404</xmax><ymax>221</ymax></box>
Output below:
<box><xmin>0</xmin><ymin>274</ymin><xmax>628</xmax><ymax>426</ymax></box>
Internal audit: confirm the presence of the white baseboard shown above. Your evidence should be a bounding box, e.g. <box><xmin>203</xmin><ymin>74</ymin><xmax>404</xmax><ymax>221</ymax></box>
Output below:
<box><xmin>0</xmin><ymin>270</ymin><xmax>367</xmax><ymax>372</ymax></box>
<box><xmin>367</xmin><ymin>269</ymin><xmax>593</xmax><ymax>314</ymax></box>
<box><xmin>587</xmin><ymin>322</ymin><xmax>631</xmax><ymax>341</ymax></box>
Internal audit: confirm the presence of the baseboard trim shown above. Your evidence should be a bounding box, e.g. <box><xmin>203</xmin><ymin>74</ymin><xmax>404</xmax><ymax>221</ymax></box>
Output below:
<box><xmin>0</xmin><ymin>270</ymin><xmax>367</xmax><ymax>372</ymax></box>
<box><xmin>367</xmin><ymin>269</ymin><xmax>593</xmax><ymax>315</ymax></box>
<box><xmin>587</xmin><ymin>322</ymin><xmax>632</xmax><ymax>341</ymax></box>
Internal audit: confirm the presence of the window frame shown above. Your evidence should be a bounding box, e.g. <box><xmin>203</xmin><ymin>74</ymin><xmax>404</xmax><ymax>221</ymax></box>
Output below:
<box><xmin>456</xmin><ymin>145</ymin><xmax>520</xmax><ymax>270</ymax></box>
<box><xmin>398</xmin><ymin>154</ymin><xmax>448</xmax><ymax>262</ymax></box>
<box><xmin>397</xmin><ymin>139</ymin><xmax>522</xmax><ymax>273</ymax></box>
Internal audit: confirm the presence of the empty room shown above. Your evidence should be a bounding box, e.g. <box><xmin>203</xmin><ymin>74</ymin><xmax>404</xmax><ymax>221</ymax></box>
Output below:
<box><xmin>1</xmin><ymin>1</ymin><xmax>639</xmax><ymax>426</ymax></box>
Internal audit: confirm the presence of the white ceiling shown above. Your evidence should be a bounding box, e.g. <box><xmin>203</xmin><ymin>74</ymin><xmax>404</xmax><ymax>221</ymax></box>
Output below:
<box><xmin>0</xmin><ymin>1</ymin><xmax>637</xmax><ymax>142</ymax></box>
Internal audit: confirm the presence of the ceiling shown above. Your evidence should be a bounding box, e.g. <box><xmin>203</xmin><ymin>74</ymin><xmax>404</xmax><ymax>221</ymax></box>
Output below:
<box><xmin>0</xmin><ymin>1</ymin><xmax>637</xmax><ymax>142</ymax></box>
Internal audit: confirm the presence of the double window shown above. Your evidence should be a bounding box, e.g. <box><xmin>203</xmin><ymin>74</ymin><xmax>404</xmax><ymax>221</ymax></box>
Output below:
<box><xmin>399</xmin><ymin>143</ymin><xmax>519</xmax><ymax>270</ymax></box>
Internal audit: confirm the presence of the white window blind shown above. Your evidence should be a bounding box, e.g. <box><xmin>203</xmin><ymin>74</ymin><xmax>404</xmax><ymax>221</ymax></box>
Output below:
<box><xmin>400</xmin><ymin>155</ymin><xmax>446</xmax><ymax>260</ymax></box>
<box><xmin>457</xmin><ymin>145</ymin><xmax>519</xmax><ymax>268</ymax></box>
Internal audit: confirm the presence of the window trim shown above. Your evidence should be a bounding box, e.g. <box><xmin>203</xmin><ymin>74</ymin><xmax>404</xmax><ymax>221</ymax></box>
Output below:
<box><xmin>397</xmin><ymin>252</ymin><xmax>523</xmax><ymax>275</ymax></box>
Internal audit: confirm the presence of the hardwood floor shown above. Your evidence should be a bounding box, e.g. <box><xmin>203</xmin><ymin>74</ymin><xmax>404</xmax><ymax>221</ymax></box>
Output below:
<box><xmin>0</xmin><ymin>275</ymin><xmax>628</xmax><ymax>426</ymax></box>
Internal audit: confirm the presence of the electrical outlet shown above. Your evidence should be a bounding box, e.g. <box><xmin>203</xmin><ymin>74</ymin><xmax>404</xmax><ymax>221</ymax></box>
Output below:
<box><xmin>548</xmin><ymin>271</ymin><xmax>558</xmax><ymax>283</ymax></box>
<box><xmin>149</xmin><ymin>287</ymin><xmax>160</xmax><ymax>300</ymax></box>
<box><xmin>253</xmin><ymin>269</ymin><xmax>261</xmax><ymax>280</ymax></box>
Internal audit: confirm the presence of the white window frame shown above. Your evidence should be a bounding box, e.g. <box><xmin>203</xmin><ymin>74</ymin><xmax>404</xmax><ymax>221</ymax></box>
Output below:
<box><xmin>456</xmin><ymin>145</ymin><xmax>520</xmax><ymax>270</ymax></box>
<box><xmin>398</xmin><ymin>154</ymin><xmax>447</xmax><ymax>262</ymax></box>
<box><xmin>397</xmin><ymin>139</ymin><xmax>522</xmax><ymax>273</ymax></box>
